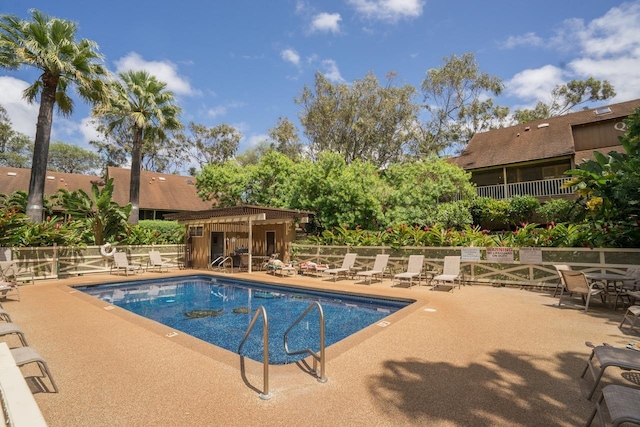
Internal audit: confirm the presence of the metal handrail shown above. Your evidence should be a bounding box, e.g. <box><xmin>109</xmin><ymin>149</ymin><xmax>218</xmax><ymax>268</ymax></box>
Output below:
<box><xmin>238</xmin><ymin>306</ymin><xmax>271</xmax><ymax>399</ymax></box>
<box><xmin>283</xmin><ymin>301</ymin><xmax>327</xmax><ymax>383</ymax></box>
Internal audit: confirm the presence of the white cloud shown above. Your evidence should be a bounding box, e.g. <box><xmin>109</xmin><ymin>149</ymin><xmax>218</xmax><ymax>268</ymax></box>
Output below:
<box><xmin>348</xmin><ymin>0</ymin><xmax>424</xmax><ymax>22</ymax></box>
<box><xmin>505</xmin><ymin>2</ymin><xmax>640</xmax><ymax>104</ymax></box>
<box><xmin>321</xmin><ymin>59</ymin><xmax>345</xmax><ymax>83</ymax></box>
<box><xmin>246</xmin><ymin>133</ymin><xmax>270</xmax><ymax>147</ymax></box>
<box><xmin>559</xmin><ymin>2</ymin><xmax>640</xmax><ymax>101</ymax></box>
<box><xmin>310</xmin><ymin>13</ymin><xmax>342</xmax><ymax>34</ymax></box>
<box><xmin>207</xmin><ymin>106</ymin><xmax>227</xmax><ymax>119</ymax></box>
<box><xmin>505</xmin><ymin>65</ymin><xmax>564</xmax><ymax>101</ymax></box>
<box><xmin>0</xmin><ymin>76</ymin><xmax>38</xmax><ymax>139</ymax></box>
<box><xmin>114</xmin><ymin>52</ymin><xmax>195</xmax><ymax>96</ymax></box>
<box><xmin>500</xmin><ymin>32</ymin><xmax>543</xmax><ymax>49</ymax></box>
<box><xmin>79</xmin><ymin>117</ymin><xmax>102</xmax><ymax>145</ymax></box>
<box><xmin>281</xmin><ymin>49</ymin><xmax>301</xmax><ymax>67</ymax></box>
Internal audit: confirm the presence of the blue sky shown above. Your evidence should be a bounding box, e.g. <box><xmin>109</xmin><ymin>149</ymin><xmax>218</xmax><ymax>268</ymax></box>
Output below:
<box><xmin>1</xmin><ymin>0</ymin><xmax>640</xmax><ymax>172</ymax></box>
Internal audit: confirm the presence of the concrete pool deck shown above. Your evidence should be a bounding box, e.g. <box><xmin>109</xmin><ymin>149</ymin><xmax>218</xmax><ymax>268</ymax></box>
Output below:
<box><xmin>4</xmin><ymin>269</ymin><xmax>640</xmax><ymax>426</ymax></box>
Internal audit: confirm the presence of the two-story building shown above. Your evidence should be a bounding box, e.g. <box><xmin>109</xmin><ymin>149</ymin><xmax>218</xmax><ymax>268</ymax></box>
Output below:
<box><xmin>452</xmin><ymin>98</ymin><xmax>640</xmax><ymax>200</ymax></box>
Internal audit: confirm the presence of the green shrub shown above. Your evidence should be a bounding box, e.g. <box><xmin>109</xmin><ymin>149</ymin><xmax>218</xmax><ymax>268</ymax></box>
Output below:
<box><xmin>536</xmin><ymin>199</ymin><xmax>582</xmax><ymax>224</ymax></box>
<box><xmin>469</xmin><ymin>197</ymin><xmax>511</xmax><ymax>230</ymax></box>
<box><xmin>508</xmin><ymin>195</ymin><xmax>540</xmax><ymax>227</ymax></box>
<box><xmin>434</xmin><ymin>201</ymin><xmax>473</xmax><ymax>229</ymax></box>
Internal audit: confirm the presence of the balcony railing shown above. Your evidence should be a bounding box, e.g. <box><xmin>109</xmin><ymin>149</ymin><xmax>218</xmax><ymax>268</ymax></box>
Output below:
<box><xmin>476</xmin><ymin>177</ymin><xmax>573</xmax><ymax>200</ymax></box>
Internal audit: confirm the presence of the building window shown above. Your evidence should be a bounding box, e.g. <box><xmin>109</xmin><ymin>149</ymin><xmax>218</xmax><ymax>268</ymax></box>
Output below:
<box><xmin>189</xmin><ymin>226</ymin><xmax>204</xmax><ymax>238</ymax></box>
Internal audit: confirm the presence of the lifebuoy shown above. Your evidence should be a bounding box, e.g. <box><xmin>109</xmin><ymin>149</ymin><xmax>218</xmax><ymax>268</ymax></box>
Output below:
<box><xmin>100</xmin><ymin>243</ymin><xmax>116</xmax><ymax>257</ymax></box>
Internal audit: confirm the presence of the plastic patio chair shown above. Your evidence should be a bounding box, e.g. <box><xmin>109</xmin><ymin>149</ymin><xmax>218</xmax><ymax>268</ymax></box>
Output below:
<box><xmin>393</xmin><ymin>255</ymin><xmax>424</xmax><ymax>288</ymax></box>
<box><xmin>558</xmin><ymin>270</ymin><xmax>606</xmax><ymax>312</ymax></box>
<box><xmin>432</xmin><ymin>256</ymin><xmax>463</xmax><ymax>291</ymax></box>
<box><xmin>356</xmin><ymin>254</ymin><xmax>389</xmax><ymax>285</ymax></box>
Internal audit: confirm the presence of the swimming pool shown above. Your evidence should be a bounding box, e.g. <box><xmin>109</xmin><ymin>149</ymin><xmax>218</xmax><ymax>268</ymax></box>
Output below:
<box><xmin>76</xmin><ymin>275</ymin><xmax>414</xmax><ymax>364</ymax></box>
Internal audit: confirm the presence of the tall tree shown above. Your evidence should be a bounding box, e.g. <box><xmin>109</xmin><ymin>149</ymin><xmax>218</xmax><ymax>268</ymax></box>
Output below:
<box><xmin>187</xmin><ymin>122</ymin><xmax>241</xmax><ymax>168</ymax></box>
<box><xmin>48</xmin><ymin>141</ymin><xmax>101</xmax><ymax>174</ymax></box>
<box><xmin>512</xmin><ymin>77</ymin><xmax>616</xmax><ymax>124</ymax></box>
<box><xmin>92</xmin><ymin>70</ymin><xmax>182</xmax><ymax>224</ymax></box>
<box><xmin>296</xmin><ymin>71</ymin><xmax>419</xmax><ymax>166</ymax></box>
<box><xmin>420</xmin><ymin>53</ymin><xmax>507</xmax><ymax>155</ymax></box>
<box><xmin>268</xmin><ymin>117</ymin><xmax>303</xmax><ymax>160</ymax></box>
<box><xmin>0</xmin><ymin>9</ymin><xmax>108</xmax><ymax>222</ymax></box>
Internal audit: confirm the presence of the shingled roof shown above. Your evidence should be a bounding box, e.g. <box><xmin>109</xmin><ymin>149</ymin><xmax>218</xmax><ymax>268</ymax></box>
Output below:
<box><xmin>107</xmin><ymin>167</ymin><xmax>212</xmax><ymax>212</ymax></box>
<box><xmin>0</xmin><ymin>166</ymin><xmax>212</xmax><ymax>213</ymax></box>
<box><xmin>453</xmin><ymin>98</ymin><xmax>640</xmax><ymax>171</ymax></box>
<box><xmin>0</xmin><ymin>166</ymin><xmax>103</xmax><ymax>198</ymax></box>
<box><xmin>166</xmin><ymin>205</ymin><xmax>314</xmax><ymax>222</ymax></box>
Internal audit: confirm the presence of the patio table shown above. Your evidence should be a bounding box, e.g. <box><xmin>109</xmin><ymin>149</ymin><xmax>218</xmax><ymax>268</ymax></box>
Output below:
<box><xmin>585</xmin><ymin>273</ymin><xmax>635</xmax><ymax>309</ymax></box>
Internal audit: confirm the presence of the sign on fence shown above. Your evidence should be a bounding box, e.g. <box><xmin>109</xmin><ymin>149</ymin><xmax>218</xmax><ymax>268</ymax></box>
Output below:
<box><xmin>486</xmin><ymin>247</ymin><xmax>514</xmax><ymax>262</ymax></box>
<box><xmin>519</xmin><ymin>247</ymin><xmax>542</xmax><ymax>264</ymax></box>
<box><xmin>461</xmin><ymin>247</ymin><xmax>481</xmax><ymax>261</ymax></box>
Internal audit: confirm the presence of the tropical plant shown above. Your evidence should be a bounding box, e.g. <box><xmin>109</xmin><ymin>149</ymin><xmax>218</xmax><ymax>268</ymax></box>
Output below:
<box><xmin>0</xmin><ymin>9</ymin><xmax>109</xmax><ymax>223</ymax></box>
<box><xmin>92</xmin><ymin>70</ymin><xmax>182</xmax><ymax>225</ymax></box>
<box><xmin>56</xmin><ymin>178</ymin><xmax>131</xmax><ymax>245</ymax></box>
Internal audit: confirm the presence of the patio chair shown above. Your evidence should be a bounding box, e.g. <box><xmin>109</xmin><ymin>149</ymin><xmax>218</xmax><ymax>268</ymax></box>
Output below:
<box><xmin>266</xmin><ymin>259</ymin><xmax>296</xmax><ymax>276</ymax></box>
<box><xmin>581</xmin><ymin>345</ymin><xmax>640</xmax><ymax>399</ymax></box>
<box><xmin>0</xmin><ymin>277</ymin><xmax>19</xmax><ymax>302</ymax></box>
<box><xmin>393</xmin><ymin>255</ymin><xmax>424</xmax><ymax>288</ymax></box>
<box><xmin>299</xmin><ymin>261</ymin><xmax>330</xmax><ymax>277</ymax></box>
<box><xmin>356</xmin><ymin>254</ymin><xmax>389</xmax><ymax>285</ymax></box>
<box><xmin>0</xmin><ymin>302</ymin><xmax>12</xmax><ymax>322</ymax></box>
<box><xmin>211</xmin><ymin>256</ymin><xmax>233</xmax><ymax>273</ymax></box>
<box><xmin>261</xmin><ymin>253</ymin><xmax>280</xmax><ymax>271</ymax></box>
<box><xmin>620</xmin><ymin>305</ymin><xmax>640</xmax><ymax>331</ymax></box>
<box><xmin>325</xmin><ymin>253</ymin><xmax>357</xmax><ymax>282</ymax></box>
<box><xmin>553</xmin><ymin>264</ymin><xmax>572</xmax><ymax>297</ymax></box>
<box><xmin>10</xmin><ymin>346</ymin><xmax>59</xmax><ymax>393</ymax></box>
<box><xmin>110</xmin><ymin>252</ymin><xmax>142</xmax><ymax>276</ymax></box>
<box><xmin>559</xmin><ymin>270</ymin><xmax>606</xmax><ymax>312</ymax></box>
<box><xmin>147</xmin><ymin>250</ymin><xmax>171</xmax><ymax>273</ymax></box>
<box><xmin>0</xmin><ymin>322</ymin><xmax>29</xmax><ymax>347</ymax></box>
<box><xmin>432</xmin><ymin>256</ymin><xmax>463</xmax><ymax>292</ymax></box>
<box><xmin>587</xmin><ymin>384</ymin><xmax>640</xmax><ymax>426</ymax></box>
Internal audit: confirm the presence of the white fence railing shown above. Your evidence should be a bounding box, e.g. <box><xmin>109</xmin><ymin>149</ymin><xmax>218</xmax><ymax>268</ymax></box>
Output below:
<box><xmin>292</xmin><ymin>244</ymin><xmax>640</xmax><ymax>288</ymax></box>
<box><xmin>3</xmin><ymin>244</ymin><xmax>185</xmax><ymax>281</ymax></box>
<box><xmin>4</xmin><ymin>243</ymin><xmax>640</xmax><ymax>289</ymax></box>
<box><xmin>476</xmin><ymin>177</ymin><xmax>573</xmax><ymax>199</ymax></box>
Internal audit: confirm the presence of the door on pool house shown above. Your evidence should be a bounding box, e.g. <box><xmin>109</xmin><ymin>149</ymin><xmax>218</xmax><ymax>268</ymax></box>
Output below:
<box><xmin>266</xmin><ymin>231</ymin><xmax>276</xmax><ymax>256</ymax></box>
<box><xmin>210</xmin><ymin>232</ymin><xmax>225</xmax><ymax>263</ymax></box>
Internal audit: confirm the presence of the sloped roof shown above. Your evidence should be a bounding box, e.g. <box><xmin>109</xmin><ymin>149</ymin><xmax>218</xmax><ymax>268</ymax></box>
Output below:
<box><xmin>0</xmin><ymin>166</ymin><xmax>103</xmax><ymax>197</ymax></box>
<box><xmin>107</xmin><ymin>167</ymin><xmax>212</xmax><ymax>212</ymax></box>
<box><xmin>0</xmin><ymin>166</ymin><xmax>212</xmax><ymax>213</ymax></box>
<box><xmin>452</xmin><ymin>98</ymin><xmax>640</xmax><ymax>171</ymax></box>
<box><xmin>166</xmin><ymin>205</ymin><xmax>314</xmax><ymax>222</ymax></box>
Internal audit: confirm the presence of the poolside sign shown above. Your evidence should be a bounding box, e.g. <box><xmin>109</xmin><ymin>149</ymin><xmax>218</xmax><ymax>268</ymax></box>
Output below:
<box><xmin>461</xmin><ymin>247</ymin><xmax>481</xmax><ymax>261</ymax></box>
<box><xmin>486</xmin><ymin>247</ymin><xmax>514</xmax><ymax>262</ymax></box>
<box><xmin>519</xmin><ymin>247</ymin><xmax>542</xmax><ymax>264</ymax></box>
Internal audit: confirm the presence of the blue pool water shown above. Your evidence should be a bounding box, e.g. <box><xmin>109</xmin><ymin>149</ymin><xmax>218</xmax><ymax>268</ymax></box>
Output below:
<box><xmin>76</xmin><ymin>275</ymin><xmax>413</xmax><ymax>364</ymax></box>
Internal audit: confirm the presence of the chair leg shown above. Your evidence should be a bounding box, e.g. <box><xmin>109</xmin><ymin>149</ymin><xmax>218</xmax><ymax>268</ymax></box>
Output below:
<box><xmin>36</xmin><ymin>360</ymin><xmax>59</xmax><ymax>393</ymax></box>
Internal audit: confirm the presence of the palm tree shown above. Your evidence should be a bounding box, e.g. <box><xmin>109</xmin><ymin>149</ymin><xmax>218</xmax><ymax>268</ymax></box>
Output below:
<box><xmin>93</xmin><ymin>70</ymin><xmax>182</xmax><ymax>225</ymax></box>
<box><xmin>0</xmin><ymin>9</ymin><xmax>108</xmax><ymax>223</ymax></box>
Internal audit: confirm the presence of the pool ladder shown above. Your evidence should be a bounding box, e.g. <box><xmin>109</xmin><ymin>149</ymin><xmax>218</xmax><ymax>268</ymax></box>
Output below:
<box><xmin>238</xmin><ymin>301</ymin><xmax>326</xmax><ymax>400</ymax></box>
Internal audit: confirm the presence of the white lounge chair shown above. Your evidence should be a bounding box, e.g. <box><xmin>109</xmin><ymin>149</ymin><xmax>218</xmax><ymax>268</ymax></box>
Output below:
<box><xmin>147</xmin><ymin>250</ymin><xmax>170</xmax><ymax>272</ymax></box>
<box><xmin>393</xmin><ymin>255</ymin><xmax>424</xmax><ymax>288</ymax></box>
<box><xmin>432</xmin><ymin>256</ymin><xmax>463</xmax><ymax>291</ymax></box>
<box><xmin>325</xmin><ymin>253</ymin><xmax>357</xmax><ymax>281</ymax></box>
<box><xmin>110</xmin><ymin>252</ymin><xmax>142</xmax><ymax>276</ymax></box>
<box><xmin>10</xmin><ymin>345</ymin><xmax>59</xmax><ymax>393</ymax></box>
<box><xmin>356</xmin><ymin>254</ymin><xmax>389</xmax><ymax>285</ymax></box>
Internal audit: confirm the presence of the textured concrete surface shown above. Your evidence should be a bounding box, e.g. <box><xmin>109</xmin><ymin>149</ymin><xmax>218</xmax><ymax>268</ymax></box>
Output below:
<box><xmin>3</xmin><ymin>270</ymin><xmax>639</xmax><ymax>426</ymax></box>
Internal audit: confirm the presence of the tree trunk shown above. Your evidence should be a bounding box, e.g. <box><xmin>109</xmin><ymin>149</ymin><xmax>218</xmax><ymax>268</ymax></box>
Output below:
<box><xmin>128</xmin><ymin>126</ymin><xmax>143</xmax><ymax>225</ymax></box>
<box><xmin>26</xmin><ymin>77</ymin><xmax>57</xmax><ymax>223</ymax></box>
